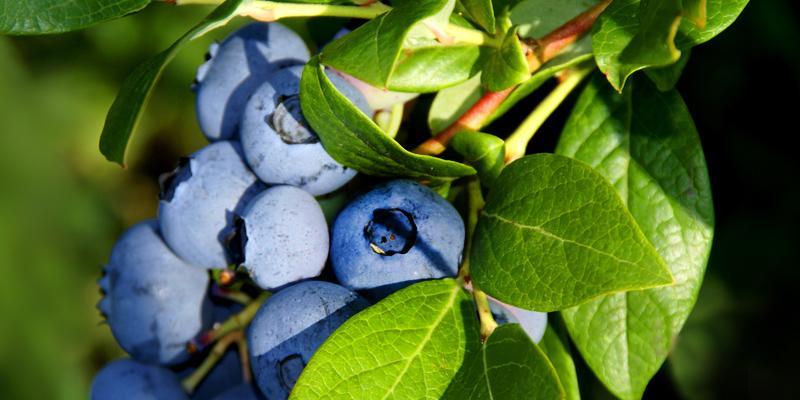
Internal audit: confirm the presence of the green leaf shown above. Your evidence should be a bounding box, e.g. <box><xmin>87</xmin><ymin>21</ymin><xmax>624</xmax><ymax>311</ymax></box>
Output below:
<box><xmin>290</xmin><ymin>279</ymin><xmax>479</xmax><ymax>400</ymax></box>
<box><xmin>644</xmin><ymin>47</ymin><xmax>690</xmax><ymax>91</ymax></box>
<box><xmin>511</xmin><ymin>0</ymin><xmax>600</xmax><ymax>39</ymax></box>
<box><xmin>681</xmin><ymin>0</ymin><xmax>707</xmax><ymax>27</ymax></box>
<box><xmin>442</xmin><ymin>324</ymin><xmax>564</xmax><ymax>400</ymax></box>
<box><xmin>387</xmin><ymin>45</ymin><xmax>483</xmax><ymax>93</ymax></box>
<box><xmin>539</xmin><ymin>321</ymin><xmax>580</xmax><ymax>400</ymax></box>
<box><xmin>470</xmin><ymin>153</ymin><xmax>674</xmax><ymax>312</ymax></box>
<box><xmin>556</xmin><ymin>75</ymin><xmax>714</xmax><ymax>400</ymax></box>
<box><xmin>428</xmin><ymin>74</ymin><xmax>483</xmax><ymax>133</ymax></box>
<box><xmin>0</xmin><ymin>0</ymin><xmax>150</xmax><ymax>35</ymax></box>
<box><xmin>593</xmin><ymin>0</ymin><xmax>748</xmax><ymax>91</ymax></box>
<box><xmin>592</xmin><ymin>0</ymin><xmax>682</xmax><ymax>92</ymax></box>
<box><xmin>300</xmin><ymin>57</ymin><xmax>475</xmax><ymax>180</ymax></box>
<box><xmin>482</xmin><ymin>26</ymin><xmax>529</xmax><ymax>91</ymax></box>
<box><xmin>676</xmin><ymin>0</ymin><xmax>748</xmax><ymax>47</ymax></box>
<box><xmin>321</xmin><ymin>0</ymin><xmax>464</xmax><ymax>90</ymax></box>
<box><xmin>98</xmin><ymin>0</ymin><xmax>244</xmax><ymax>165</ymax></box>
<box><xmin>450</xmin><ymin>131</ymin><xmax>505</xmax><ymax>187</ymax></box>
<box><xmin>458</xmin><ymin>0</ymin><xmax>496</xmax><ymax>33</ymax></box>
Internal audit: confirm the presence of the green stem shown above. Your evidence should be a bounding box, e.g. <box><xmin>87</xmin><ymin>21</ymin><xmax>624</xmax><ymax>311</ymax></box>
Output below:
<box><xmin>473</xmin><ymin>286</ymin><xmax>497</xmax><ymax>340</ymax></box>
<box><xmin>182</xmin><ymin>331</ymin><xmax>244</xmax><ymax>393</ymax></box>
<box><xmin>504</xmin><ymin>65</ymin><xmax>592</xmax><ymax>163</ymax></box>
<box><xmin>188</xmin><ymin>291</ymin><xmax>270</xmax><ymax>352</ymax></box>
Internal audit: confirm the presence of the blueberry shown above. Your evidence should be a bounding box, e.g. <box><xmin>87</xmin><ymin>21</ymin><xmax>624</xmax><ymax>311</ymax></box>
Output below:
<box><xmin>248</xmin><ymin>281</ymin><xmax>369</xmax><ymax>399</ymax></box>
<box><xmin>90</xmin><ymin>359</ymin><xmax>188</xmax><ymax>400</ymax></box>
<box><xmin>158</xmin><ymin>141</ymin><xmax>264</xmax><ymax>269</ymax></box>
<box><xmin>230</xmin><ymin>186</ymin><xmax>329</xmax><ymax>290</ymax></box>
<box><xmin>489</xmin><ymin>299</ymin><xmax>547</xmax><ymax>344</ymax></box>
<box><xmin>330</xmin><ymin>180</ymin><xmax>465</xmax><ymax>297</ymax></box>
<box><xmin>212</xmin><ymin>384</ymin><xmax>265</xmax><ymax>400</ymax></box>
<box><xmin>240</xmin><ymin>65</ymin><xmax>371</xmax><ymax>196</ymax></box>
<box><xmin>97</xmin><ymin>220</ymin><xmax>212</xmax><ymax>365</ymax></box>
<box><xmin>195</xmin><ymin>22</ymin><xmax>310</xmax><ymax>141</ymax></box>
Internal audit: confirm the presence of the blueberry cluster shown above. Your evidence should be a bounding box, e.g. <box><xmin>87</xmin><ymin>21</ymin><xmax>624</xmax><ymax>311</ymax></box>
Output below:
<box><xmin>90</xmin><ymin>23</ymin><xmax>545</xmax><ymax>400</ymax></box>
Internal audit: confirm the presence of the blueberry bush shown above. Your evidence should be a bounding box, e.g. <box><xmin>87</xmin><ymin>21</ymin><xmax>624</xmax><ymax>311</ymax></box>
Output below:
<box><xmin>1</xmin><ymin>0</ymin><xmax>748</xmax><ymax>398</ymax></box>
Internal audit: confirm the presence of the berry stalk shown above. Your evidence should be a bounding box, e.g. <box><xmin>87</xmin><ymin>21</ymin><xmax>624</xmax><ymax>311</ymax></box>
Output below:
<box><xmin>188</xmin><ymin>291</ymin><xmax>270</xmax><ymax>353</ymax></box>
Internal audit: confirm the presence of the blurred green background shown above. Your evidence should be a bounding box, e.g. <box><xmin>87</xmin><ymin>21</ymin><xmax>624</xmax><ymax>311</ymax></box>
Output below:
<box><xmin>0</xmin><ymin>1</ymin><xmax>797</xmax><ymax>399</ymax></box>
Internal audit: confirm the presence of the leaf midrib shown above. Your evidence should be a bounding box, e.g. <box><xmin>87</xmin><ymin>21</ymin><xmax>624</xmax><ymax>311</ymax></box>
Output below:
<box><xmin>379</xmin><ymin>283</ymin><xmax>460</xmax><ymax>400</ymax></box>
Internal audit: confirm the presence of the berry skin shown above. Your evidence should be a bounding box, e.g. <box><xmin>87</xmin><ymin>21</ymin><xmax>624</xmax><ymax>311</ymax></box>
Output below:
<box><xmin>90</xmin><ymin>358</ymin><xmax>188</xmax><ymax>400</ymax></box>
<box><xmin>330</xmin><ymin>180</ymin><xmax>465</xmax><ymax>298</ymax></box>
<box><xmin>195</xmin><ymin>22</ymin><xmax>310</xmax><ymax>141</ymax></box>
<box><xmin>230</xmin><ymin>185</ymin><xmax>329</xmax><ymax>290</ymax></box>
<box><xmin>97</xmin><ymin>220</ymin><xmax>212</xmax><ymax>366</ymax></box>
<box><xmin>212</xmin><ymin>384</ymin><xmax>265</xmax><ymax>400</ymax></box>
<box><xmin>159</xmin><ymin>141</ymin><xmax>264</xmax><ymax>269</ymax></box>
<box><xmin>490</xmin><ymin>300</ymin><xmax>548</xmax><ymax>344</ymax></box>
<box><xmin>239</xmin><ymin>65</ymin><xmax>371</xmax><ymax>196</ymax></box>
<box><xmin>248</xmin><ymin>281</ymin><xmax>369</xmax><ymax>399</ymax></box>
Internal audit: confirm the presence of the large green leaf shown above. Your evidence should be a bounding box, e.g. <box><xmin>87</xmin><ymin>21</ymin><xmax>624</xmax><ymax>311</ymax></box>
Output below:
<box><xmin>539</xmin><ymin>320</ymin><xmax>580</xmax><ymax>400</ymax></box>
<box><xmin>442</xmin><ymin>324</ymin><xmax>564</xmax><ymax>399</ymax></box>
<box><xmin>593</xmin><ymin>0</ymin><xmax>748</xmax><ymax>91</ymax></box>
<box><xmin>387</xmin><ymin>44</ymin><xmax>483</xmax><ymax>93</ymax></box>
<box><xmin>321</xmin><ymin>0</ymin><xmax>469</xmax><ymax>90</ymax></box>
<box><xmin>0</xmin><ymin>0</ymin><xmax>151</xmax><ymax>35</ymax></box>
<box><xmin>511</xmin><ymin>0</ymin><xmax>599</xmax><ymax>38</ymax></box>
<box><xmin>645</xmin><ymin>47</ymin><xmax>690</xmax><ymax>91</ymax></box>
<box><xmin>556</xmin><ymin>75</ymin><xmax>714</xmax><ymax>400</ymax></box>
<box><xmin>470</xmin><ymin>154</ymin><xmax>674</xmax><ymax>312</ymax></box>
<box><xmin>290</xmin><ymin>279</ymin><xmax>479</xmax><ymax>400</ymax></box>
<box><xmin>99</xmin><ymin>0</ymin><xmax>243</xmax><ymax>165</ymax></box>
<box><xmin>300</xmin><ymin>57</ymin><xmax>475</xmax><ymax>180</ymax></box>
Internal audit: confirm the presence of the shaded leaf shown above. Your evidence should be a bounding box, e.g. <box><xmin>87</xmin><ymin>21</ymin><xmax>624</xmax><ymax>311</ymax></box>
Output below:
<box><xmin>0</xmin><ymin>0</ymin><xmax>150</xmax><ymax>35</ymax></box>
<box><xmin>556</xmin><ymin>75</ymin><xmax>714</xmax><ymax>400</ymax></box>
<box><xmin>539</xmin><ymin>320</ymin><xmax>581</xmax><ymax>400</ymax></box>
<box><xmin>458</xmin><ymin>0</ymin><xmax>496</xmax><ymax>33</ymax></box>
<box><xmin>470</xmin><ymin>153</ymin><xmax>674</xmax><ymax>312</ymax></box>
<box><xmin>300</xmin><ymin>57</ymin><xmax>475</xmax><ymax>179</ymax></box>
<box><xmin>482</xmin><ymin>26</ymin><xmax>529</xmax><ymax>91</ymax></box>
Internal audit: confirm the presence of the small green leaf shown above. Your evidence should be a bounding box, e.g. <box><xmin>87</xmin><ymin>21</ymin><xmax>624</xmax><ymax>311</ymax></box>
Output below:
<box><xmin>0</xmin><ymin>0</ymin><xmax>150</xmax><ymax>35</ymax></box>
<box><xmin>645</xmin><ymin>47</ymin><xmax>690</xmax><ymax>91</ymax></box>
<box><xmin>458</xmin><ymin>0</ymin><xmax>496</xmax><ymax>33</ymax></box>
<box><xmin>290</xmin><ymin>279</ymin><xmax>479</xmax><ymax>400</ymax></box>
<box><xmin>321</xmin><ymin>0</ymin><xmax>464</xmax><ymax>90</ymax></box>
<box><xmin>556</xmin><ymin>75</ymin><xmax>714</xmax><ymax>400</ymax></box>
<box><xmin>300</xmin><ymin>57</ymin><xmax>475</xmax><ymax>180</ymax></box>
<box><xmin>539</xmin><ymin>321</ymin><xmax>580</xmax><ymax>400</ymax></box>
<box><xmin>511</xmin><ymin>0</ymin><xmax>600</xmax><ymax>38</ymax></box>
<box><xmin>387</xmin><ymin>45</ymin><xmax>483</xmax><ymax>93</ymax></box>
<box><xmin>428</xmin><ymin>74</ymin><xmax>483</xmax><ymax>133</ymax></box>
<box><xmin>450</xmin><ymin>131</ymin><xmax>505</xmax><ymax>187</ymax></box>
<box><xmin>99</xmin><ymin>0</ymin><xmax>244</xmax><ymax>165</ymax></box>
<box><xmin>470</xmin><ymin>153</ymin><xmax>674</xmax><ymax>312</ymax></box>
<box><xmin>482</xmin><ymin>26</ymin><xmax>529</xmax><ymax>91</ymax></box>
<box><xmin>443</xmin><ymin>324</ymin><xmax>564</xmax><ymax>400</ymax></box>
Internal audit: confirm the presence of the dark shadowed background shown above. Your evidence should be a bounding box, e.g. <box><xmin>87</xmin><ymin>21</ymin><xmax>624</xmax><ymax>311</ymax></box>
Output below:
<box><xmin>0</xmin><ymin>1</ymin><xmax>797</xmax><ymax>398</ymax></box>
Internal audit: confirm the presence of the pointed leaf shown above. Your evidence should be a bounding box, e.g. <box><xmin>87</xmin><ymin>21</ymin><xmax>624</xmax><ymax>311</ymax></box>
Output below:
<box><xmin>290</xmin><ymin>279</ymin><xmax>479</xmax><ymax>400</ymax></box>
<box><xmin>0</xmin><ymin>0</ymin><xmax>150</xmax><ymax>35</ymax></box>
<box><xmin>645</xmin><ymin>47</ymin><xmax>690</xmax><ymax>91</ymax></box>
<box><xmin>556</xmin><ymin>75</ymin><xmax>714</xmax><ymax>400</ymax></box>
<box><xmin>482</xmin><ymin>26</ymin><xmax>529</xmax><ymax>91</ymax></box>
<box><xmin>99</xmin><ymin>0</ymin><xmax>244</xmax><ymax>165</ymax></box>
<box><xmin>470</xmin><ymin>153</ymin><xmax>674</xmax><ymax>312</ymax></box>
<box><xmin>458</xmin><ymin>0</ymin><xmax>496</xmax><ymax>33</ymax></box>
<box><xmin>300</xmin><ymin>57</ymin><xmax>475</xmax><ymax>180</ymax></box>
<box><xmin>443</xmin><ymin>324</ymin><xmax>564</xmax><ymax>400</ymax></box>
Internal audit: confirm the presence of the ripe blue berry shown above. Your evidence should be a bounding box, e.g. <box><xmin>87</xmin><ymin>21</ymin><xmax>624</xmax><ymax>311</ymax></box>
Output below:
<box><xmin>97</xmin><ymin>220</ymin><xmax>212</xmax><ymax>365</ymax></box>
<box><xmin>330</xmin><ymin>180</ymin><xmax>465</xmax><ymax>298</ymax></box>
<box><xmin>248</xmin><ymin>281</ymin><xmax>369</xmax><ymax>399</ymax></box>
<box><xmin>239</xmin><ymin>65</ymin><xmax>370</xmax><ymax>196</ymax></box>
<box><xmin>159</xmin><ymin>141</ymin><xmax>264</xmax><ymax>269</ymax></box>
<box><xmin>90</xmin><ymin>359</ymin><xmax>188</xmax><ymax>400</ymax></box>
<box><xmin>230</xmin><ymin>185</ymin><xmax>329</xmax><ymax>290</ymax></box>
<box><xmin>195</xmin><ymin>22</ymin><xmax>309</xmax><ymax>141</ymax></box>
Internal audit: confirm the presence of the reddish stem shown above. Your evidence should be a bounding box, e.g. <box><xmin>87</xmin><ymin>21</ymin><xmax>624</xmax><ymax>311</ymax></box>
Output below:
<box><xmin>413</xmin><ymin>0</ymin><xmax>610</xmax><ymax>156</ymax></box>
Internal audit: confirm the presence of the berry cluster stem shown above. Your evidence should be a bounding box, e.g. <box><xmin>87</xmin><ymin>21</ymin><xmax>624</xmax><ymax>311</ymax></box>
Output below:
<box><xmin>504</xmin><ymin>65</ymin><xmax>593</xmax><ymax>163</ymax></box>
<box><xmin>182</xmin><ymin>330</ymin><xmax>244</xmax><ymax>393</ymax></box>
<box><xmin>188</xmin><ymin>291</ymin><xmax>270</xmax><ymax>353</ymax></box>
